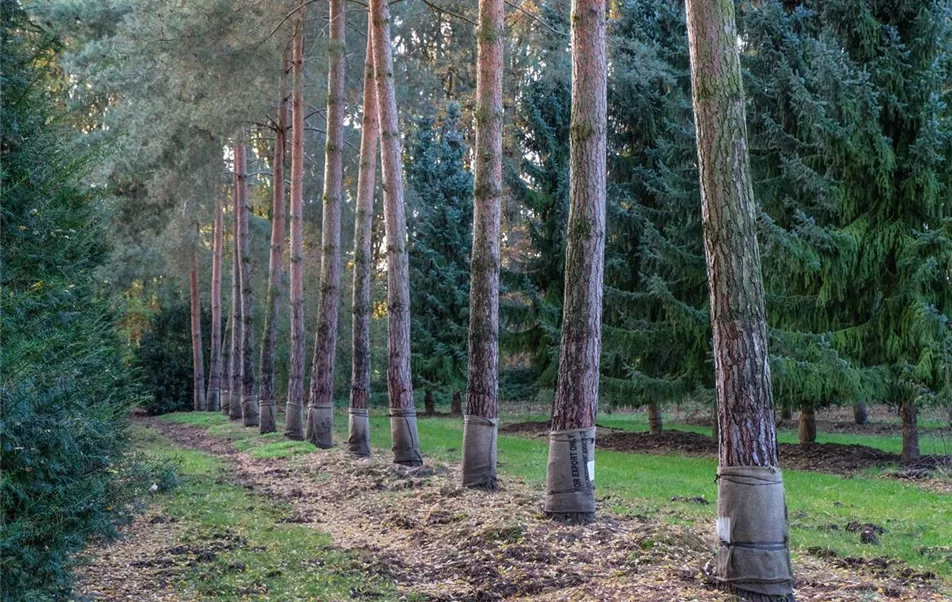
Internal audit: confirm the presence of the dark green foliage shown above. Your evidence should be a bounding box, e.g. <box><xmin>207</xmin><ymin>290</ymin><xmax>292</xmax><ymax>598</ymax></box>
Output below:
<box><xmin>502</xmin><ymin>72</ymin><xmax>572</xmax><ymax>393</ymax></box>
<box><xmin>0</xmin><ymin>6</ymin><xmax>175</xmax><ymax>600</ymax></box>
<box><xmin>742</xmin><ymin>0</ymin><xmax>952</xmax><ymax>412</ymax></box>
<box><xmin>406</xmin><ymin>102</ymin><xmax>474</xmax><ymax>392</ymax></box>
<box><xmin>600</xmin><ymin>0</ymin><xmax>713</xmax><ymax>408</ymax></box>
<box><xmin>134</xmin><ymin>301</ymin><xmax>209</xmax><ymax>415</ymax></box>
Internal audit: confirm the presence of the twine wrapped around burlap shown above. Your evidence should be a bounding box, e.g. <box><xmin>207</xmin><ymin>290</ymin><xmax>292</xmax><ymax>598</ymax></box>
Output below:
<box><xmin>716</xmin><ymin>465</ymin><xmax>794</xmax><ymax>597</ymax></box>
<box><xmin>307</xmin><ymin>404</ymin><xmax>334</xmax><ymax>449</ymax></box>
<box><xmin>544</xmin><ymin>427</ymin><xmax>596</xmax><ymax>515</ymax></box>
<box><xmin>461</xmin><ymin>415</ymin><xmax>498</xmax><ymax>489</ymax></box>
<box><xmin>390</xmin><ymin>407</ymin><xmax>423</xmax><ymax>466</ymax></box>
<box><xmin>347</xmin><ymin>408</ymin><xmax>371</xmax><ymax>457</ymax></box>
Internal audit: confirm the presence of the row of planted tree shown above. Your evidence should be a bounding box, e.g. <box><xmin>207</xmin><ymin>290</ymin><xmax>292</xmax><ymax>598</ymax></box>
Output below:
<box><xmin>184</xmin><ymin>0</ymin><xmax>798</xmax><ymax>598</ymax></box>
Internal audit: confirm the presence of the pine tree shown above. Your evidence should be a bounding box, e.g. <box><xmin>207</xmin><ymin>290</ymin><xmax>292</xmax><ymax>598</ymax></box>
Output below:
<box><xmin>348</xmin><ymin>22</ymin><xmax>380</xmax><ymax>457</ymax></box>
<box><xmin>462</xmin><ymin>0</ymin><xmax>504</xmax><ymax>490</ymax></box>
<box><xmin>503</xmin><ymin>74</ymin><xmax>572</xmax><ymax>395</ymax></box>
<box><xmin>371</xmin><ymin>0</ymin><xmax>424</xmax><ymax>465</ymax></box>
<box><xmin>742</xmin><ymin>0</ymin><xmax>952</xmax><ymax>459</ymax></box>
<box><xmin>259</xmin><ymin>51</ymin><xmax>289</xmax><ymax>435</ymax></box>
<box><xmin>406</xmin><ymin>103</ymin><xmax>474</xmax><ymax>397</ymax></box>
<box><xmin>236</xmin><ymin>140</ymin><xmax>260</xmax><ymax>427</ymax></box>
<box><xmin>306</xmin><ymin>0</ymin><xmax>347</xmax><ymax>448</ymax></box>
<box><xmin>685</xmin><ymin>0</ymin><xmax>794</xmax><ymax>598</ymax></box>
<box><xmin>543</xmin><ymin>0</ymin><xmax>606</xmax><ymax>524</ymax></box>
<box><xmin>189</xmin><ymin>245</ymin><xmax>207</xmax><ymax>411</ymax></box>
<box><xmin>284</xmin><ymin>4</ymin><xmax>307</xmax><ymax>441</ymax></box>
<box><xmin>206</xmin><ymin>178</ymin><xmax>224</xmax><ymax>411</ymax></box>
<box><xmin>598</xmin><ymin>0</ymin><xmax>712</xmax><ymax>422</ymax></box>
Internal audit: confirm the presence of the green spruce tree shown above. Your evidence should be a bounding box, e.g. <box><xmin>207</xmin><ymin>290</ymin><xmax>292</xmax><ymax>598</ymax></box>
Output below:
<box><xmin>406</xmin><ymin>102</ymin><xmax>474</xmax><ymax>399</ymax></box>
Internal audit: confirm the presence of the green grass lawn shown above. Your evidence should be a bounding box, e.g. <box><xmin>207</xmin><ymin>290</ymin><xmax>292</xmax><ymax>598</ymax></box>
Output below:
<box><xmin>158</xmin><ymin>411</ymin><xmax>952</xmax><ymax>583</ymax></box>
<box><xmin>134</xmin><ymin>424</ymin><xmax>399</xmax><ymax>601</ymax></box>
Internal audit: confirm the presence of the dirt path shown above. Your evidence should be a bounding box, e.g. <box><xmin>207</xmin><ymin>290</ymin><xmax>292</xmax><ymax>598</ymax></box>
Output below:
<box><xmin>77</xmin><ymin>418</ymin><xmax>950</xmax><ymax>601</ymax></box>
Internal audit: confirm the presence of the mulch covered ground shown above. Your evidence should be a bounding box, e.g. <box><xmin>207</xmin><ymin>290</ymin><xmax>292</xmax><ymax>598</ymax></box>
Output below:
<box><xmin>73</xmin><ymin>417</ymin><xmax>951</xmax><ymax>602</ymax></box>
<box><xmin>500</xmin><ymin>421</ymin><xmax>952</xmax><ymax>477</ymax></box>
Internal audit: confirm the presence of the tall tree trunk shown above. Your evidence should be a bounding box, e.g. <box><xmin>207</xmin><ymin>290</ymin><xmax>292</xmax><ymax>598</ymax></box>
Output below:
<box><xmin>371</xmin><ymin>0</ymin><xmax>422</xmax><ymax>466</ymax></box>
<box><xmin>228</xmin><ymin>171</ymin><xmax>244</xmax><ymax>422</ymax></box>
<box><xmin>647</xmin><ymin>403</ymin><xmax>663</xmax><ymax>435</ymax></box>
<box><xmin>348</xmin><ymin>22</ymin><xmax>379</xmax><ymax>458</ymax></box>
<box><xmin>306</xmin><ymin>0</ymin><xmax>346</xmax><ymax>448</ymax></box>
<box><xmin>259</xmin><ymin>54</ymin><xmax>289</xmax><ymax>435</ymax></box>
<box><xmin>190</xmin><ymin>248</ymin><xmax>207</xmax><ymax>411</ymax></box>
<box><xmin>285</xmin><ymin>5</ymin><xmax>307</xmax><ymax>441</ymax></box>
<box><xmin>798</xmin><ymin>404</ymin><xmax>816</xmax><ymax>445</ymax></box>
<box><xmin>236</xmin><ymin>140</ymin><xmax>260</xmax><ymax>427</ymax></box>
<box><xmin>900</xmin><ymin>399</ymin><xmax>919</xmax><ymax>463</ymax></box>
<box><xmin>461</xmin><ymin>0</ymin><xmax>504</xmax><ymax>491</ymax></box>
<box><xmin>543</xmin><ymin>0</ymin><xmax>606</xmax><ymax>524</ymax></box>
<box><xmin>686</xmin><ymin>0</ymin><xmax>794</xmax><ymax>598</ymax></box>
<box><xmin>711</xmin><ymin>402</ymin><xmax>719</xmax><ymax>443</ymax></box>
<box><xmin>207</xmin><ymin>181</ymin><xmax>224</xmax><ymax>411</ymax></box>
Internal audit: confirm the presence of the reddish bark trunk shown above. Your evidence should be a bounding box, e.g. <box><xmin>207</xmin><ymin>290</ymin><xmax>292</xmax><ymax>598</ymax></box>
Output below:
<box><xmin>190</xmin><ymin>249</ymin><xmax>207</xmax><ymax>411</ymax></box>
<box><xmin>348</xmin><ymin>24</ymin><xmax>379</xmax><ymax>457</ymax></box>
<box><xmin>285</xmin><ymin>6</ymin><xmax>307</xmax><ymax>441</ymax></box>
<box><xmin>371</xmin><ymin>0</ymin><xmax>422</xmax><ymax>465</ymax></box>
<box><xmin>544</xmin><ymin>0</ymin><xmax>607</xmax><ymax>523</ymax></box>
<box><xmin>207</xmin><ymin>180</ymin><xmax>224</xmax><ymax>411</ymax></box>
<box><xmin>686</xmin><ymin>0</ymin><xmax>793</xmax><ymax>597</ymax></box>
<box><xmin>259</xmin><ymin>53</ymin><xmax>289</xmax><ymax>435</ymax></box>
<box><xmin>461</xmin><ymin>0</ymin><xmax>504</xmax><ymax>491</ymax></box>
<box><xmin>306</xmin><ymin>0</ymin><xmax>346</xmax><ymax>448</ymax></box>
<box><xmin>349</xmin><ymin>23</ymin><xmax>379</xmax><ymax>415</ymax></box>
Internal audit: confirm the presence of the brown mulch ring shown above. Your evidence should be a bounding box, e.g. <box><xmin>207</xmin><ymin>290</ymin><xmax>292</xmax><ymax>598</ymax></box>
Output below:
<box><xmin>69</xmin><ymin>417</ymin><xmax>952</xmax><ymax>601</ymax></box>
<box><xmin>500</xmin><ymin>421</ymin><xmax>952</xmax><ymax>478</ymax></box>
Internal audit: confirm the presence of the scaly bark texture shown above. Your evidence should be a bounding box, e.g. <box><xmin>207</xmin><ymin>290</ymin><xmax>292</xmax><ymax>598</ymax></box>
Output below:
<box><xmin>259</xmin><ymin>53</ymin><xmax>289</xmax><ymax>435</ymax></box>
<box><xmin>189</xmin><ymin>248</ymin><xmax>207</xmax><ymax>411</ymax></box>
<box><xmin>686</xmin><ymin>0</ymin><xmax>792</xmax><ymax>598</ymax></box>
<box><xmin>348</xmin><ymin>24</ymin><xmax>379</xmax><ymax>456</ymax></box>
<box><xmin>228</xmin><ymin>170</ymin><xmax>244</xmax><ymax>422</ymax></box>
<box><xmin>544</xmin><ymin>0</ymin><xmax>606</xmax><ymax>522</ymax></box>
<box><xmin>306</xmin><ymin>0</ymin><xmax>346</xmax><ymax>448</ymax></box>
<box><xmin>686</xmin><ymin>0</ymin><xmax>779</xmax><ymax>469</ymax></box>
<box><xmin>285</xmin><ymin>6</ymin><xmax>307</xmax><ymax>441</ymax></box>
<box><xmin>371</xmin><ymin>0</ymin><xmax>422</xmax><ymax>465</ymax></box>
<box><xmin>207</xmin><ymin>181</ymin><xmax>224</xmax><ymax>411</ymax></box>
<box><xmin>462</xmin><ymin>0</ymin><xmax>504</xmax><ymax>490</ymax></box>
<box><xmin>236</xmin><ymin>141</ymin><xmax>259</xmax><ymax>427</ymax></box>
<box><xmin>350</xmin><ymin>24</ymin><xmax>378</xmax><ymax>415</ymax></box>
<box><xmin>549</xmin><ymin>0</ymin><xmax>606</xmax><ymax>434</ymax></box>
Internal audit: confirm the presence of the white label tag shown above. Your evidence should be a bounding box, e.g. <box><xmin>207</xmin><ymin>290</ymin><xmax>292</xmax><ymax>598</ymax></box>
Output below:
<box><xmin>716</xmin><ymin>517</ymin><xmax>731</xmax><ymax>543</ymax></box>
<box><xmin>587</xmin><ymin>460</ymin><xmax>595</xmax><ymax>482</ymax></box>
